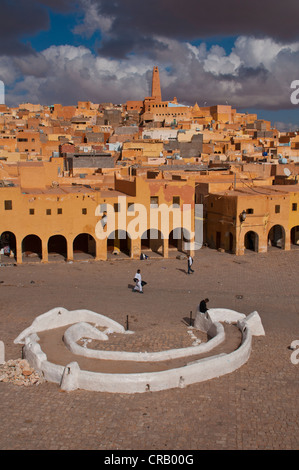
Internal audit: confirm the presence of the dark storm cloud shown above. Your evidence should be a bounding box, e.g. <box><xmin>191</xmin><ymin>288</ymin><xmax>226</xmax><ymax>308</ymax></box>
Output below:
<box><xmin>98</xmin><ymin>35</ymin><xmax>169</xmax><ymax>59</ymax></box>
<box><xmin>38</xmin><ymin>0</ymin><xmax>77</xmax><ymax>12</ymax></box>
<box><xmin>84</xmin><ymin>0</ymin><xmax>299</xmax><ymax>57</ymax></box>
<box><xmin>0</xmin><ymin>0</ymin><xmax>78</xmax><ymax>56</ymax></box>
<box><xmin>1</xmin><ymin>0</ymin><xmax>298</xmax><ymax>118</ymax></box>
<box><xmin>0</xmin><ymin>0</ymin><xmax>49</xmax><ymax>55</ymax></box>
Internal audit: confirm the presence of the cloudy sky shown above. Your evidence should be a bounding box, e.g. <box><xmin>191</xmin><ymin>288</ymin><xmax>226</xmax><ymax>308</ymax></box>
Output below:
<box><xmin>1</xmin><ymin>0</ymin><xmax>299</xmax><ymax>130</ymax></box>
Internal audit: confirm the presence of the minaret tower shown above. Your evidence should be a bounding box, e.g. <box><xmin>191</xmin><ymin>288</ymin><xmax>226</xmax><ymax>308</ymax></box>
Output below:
<box><xmin>151</xmin><ymin>66</ymin><xmax>162</xmax><ymax>101</ymax></box>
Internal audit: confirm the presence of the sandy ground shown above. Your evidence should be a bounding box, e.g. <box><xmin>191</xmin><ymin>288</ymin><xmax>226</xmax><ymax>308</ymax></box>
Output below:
<box><xmin>37</xmin><ymin>323</ymin><xmax>241</xmax><ymax>374</ymax></box>
<box><xmin>0</xmin><ymin>246</ymin><xmax>298</xmax><ymax>450</ymax></box>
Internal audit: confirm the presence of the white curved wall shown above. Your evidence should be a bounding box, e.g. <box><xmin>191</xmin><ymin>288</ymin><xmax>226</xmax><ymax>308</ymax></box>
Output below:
<box><xmin>14</xmin><ymin>307</ymin><xmax>125</xmax><ymax>345</ymax></box>
<box><xmin>17</xmin><ymin>307</ymin><xmax>264</xmax><ymax>393</ymax></box>
<box><xmin>60</xmin><ymin>327</ymin><xmax>252</xmax><ymax>393</ymax></box>
<box><xmin>63</xmin><ymin>320</ymin><xmax>225</xmax><ymax>362</ymax></box>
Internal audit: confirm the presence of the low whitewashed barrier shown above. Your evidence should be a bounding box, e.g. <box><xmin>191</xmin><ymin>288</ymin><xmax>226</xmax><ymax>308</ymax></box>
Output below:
<box><xmin>15</xmin><ymin>307</ymin><xmax>265</xmax><ymax>394</ymax></box>
<box><xmin>14</xmin><ymin>307</ymin><xmax>125</xmax><ymax>345</ymax></box>
<box><xmin>63</xmin><ymin>320</ymin><xmax>225</xmax><ymax>362</ymax></box>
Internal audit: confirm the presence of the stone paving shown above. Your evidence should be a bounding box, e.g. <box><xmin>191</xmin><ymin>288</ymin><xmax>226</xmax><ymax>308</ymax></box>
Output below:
<box><xmin>0</xmin><ymin>247</ymin><xmax>298</xmax><ymax>450</ymax></box>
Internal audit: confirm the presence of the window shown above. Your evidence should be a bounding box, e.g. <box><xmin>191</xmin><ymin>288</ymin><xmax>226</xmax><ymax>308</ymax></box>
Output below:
<box><xmin>57</xmin><ymin>208</ymin><xmax>62</xmax><ymax>215</ymax></box>
<box><xmin>82</xmin><ymin>208</ymin><xmax>87</xmax><ymax>215</ymax></box>
<box><xmin>275</xmin><ymin>205</ymin><xmax>280</xmax><ymax>214</ymax></box>
<box><xmin>29</xmin><ymin>208</ymin><xmax>34</xmax><ymax>215</ymax></box>
<box><xmin>246</xmin><ymin>208</ymin><xmax>254</xmax><ymax>214</ymax></box>
<box><xmin>4</xmin><ymin>200</ymin><xmax>12</xmax><ymax>210</ymax></box>
<box><xmin>114</xmin><ymin>203</ymin><xmax>120</xmax><ymax>213</ymax></box>
<box><xmin>173</xmin><ymin>196</ymin><xmax>180</xmax><ymax>206</ymax></box>
<box><xmin>292</xmin><ymin>203</ymin><xmax>297</xmax><ymax>211</ymax></box>
<box><xmin>150</xmin><ymin>196</ymin><xmax>159</xmax><ymax>207</ymax></box>
<box><xmin>46</xmin><ymin>209</ymin><xmax>51</xmax><ymax>215</ymax></box>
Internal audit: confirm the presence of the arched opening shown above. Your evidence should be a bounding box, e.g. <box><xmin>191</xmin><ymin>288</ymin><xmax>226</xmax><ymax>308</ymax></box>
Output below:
<box><xmin>244</xmin><ymin>231</ymin><xmax>259</xmax><ymax>252</ymax></box>
<box><xmin>22</xmin><ymin>234</ymin><xmax>42</xmax><ymax>261</ymax></box>
<box><xmin>169</xmin><ymin>228</ymin><xmax>192</xmax><ymax>254</ymax></box>
<box><xmin>291</xmin><ymin>226</ymin><xmax>299</xmax><ymax>249</ymax></box>
<box><xmin>48</xmin><ymin>235</ymin><xmax>67</xmax><ymax>261</ymax></box>
<box><xmin>0</xmin><ymin>231</ymin><xmax>16</xmax><ymax>262</ymax></box>
<box><xmin>107</xmin><ymin>230</ymin><xmax>131</xmax><ymax>257</ymax></box>
<box><xmin>73</xmin><ymin>233</ymin><xmax>96</xmax><ymax>260</ymax></box>
<box><xmin>268</xmin><ymin>225</ymin><xmax>285</xmax><ymax>250</ymax></box>
<box><xmin>141</xmin><ymin>229</ymin><xmax>163</xmax><ymax>256</ymax></box>
<box><xmin>169</xmin><ymin>228</ymin><xmax>182</xmax><ymax>250</ymax></box>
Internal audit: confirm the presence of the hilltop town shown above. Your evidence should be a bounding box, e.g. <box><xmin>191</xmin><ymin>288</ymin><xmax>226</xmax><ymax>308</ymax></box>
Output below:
<box><xmin>0</xmin><ymin>66</ymin><xmax>298</xmax><ymax>263</ymax></box>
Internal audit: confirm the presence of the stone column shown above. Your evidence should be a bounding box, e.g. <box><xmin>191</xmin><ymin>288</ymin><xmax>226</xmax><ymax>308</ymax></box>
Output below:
<box><xmin>163</xmin><ymin>237</ymin><xmax>169</xmax><ymax>258</ymax></box>
<box><xmin>16</xmin><ymin>237</ymin><xmax>23</xmax><ymax>264</ymax></box>
<box><xmin>95</xmin><ymin>238</ymin><xmax>107</xmax><ymax>261</ymax></box>
<box><xmin>284</xmin><ymin>230</ymin><xmax>291</xmax><ymax>251</ymax></box>
<box><xmin>258</xmin><ymin>232</ymin><xmax>268</xmax><ymax>253</ymax></box>
<box><xmin>41</xmin><ymin>240</ymin><xmax>48</xmax><ymax>263</ymax></box>
<box><xmin>130</xmin><ymin>237</ymin><xmax>141</xmax><ymax>259</ymax></box>
<box><xmin>67</xmin><ymin>239</ymin><xmax>73</xmax><ymax>262</ymax></box>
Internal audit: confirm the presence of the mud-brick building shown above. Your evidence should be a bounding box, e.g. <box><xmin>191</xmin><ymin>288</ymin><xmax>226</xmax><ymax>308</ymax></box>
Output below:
<box><xmin>0</xmin><ymin>160</ymin><xmax>196</xmax><ymax>264</ymax></box>
<box><xmin>204</xmin><ymin>185</ymin><xmax>299</xmax><ymax>255</ymax></box>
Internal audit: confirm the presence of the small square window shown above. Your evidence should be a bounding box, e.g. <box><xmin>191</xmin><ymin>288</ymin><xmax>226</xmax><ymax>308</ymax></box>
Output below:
<box><xmin>82</xmin><ymin>208</ymin><xmax>87</xmax><ymax>215</ymax></box>
<box><xmin>4</xmin><ymin>200</ymin><xmax>12</xmax><ymax>210</ymax></box>
<box><xmin>246</xmin><ymin>208</ymin><xmax>254</xmax><ymax>214</ymax></box>
<box><xmin>275</xmin><ymin>205</ymin><xmax>280</xmax><ymax>214</ymax></box>
<box><xmin>173</xmin><ymin>196</ymin><xmax>180</xmax><ymax>206</ymax></box>
<box><xmin>150</xmin><ymin>196</ymin><xmax>159</xmax><ymax>207</ymax></box>
<box><xmin>292</xmin><ymin>203</ymin><xmax>297</xmax><ymax>211</ymax></box>
<box><xmin>29</xmin><ymin>208</ymin><xmax>34</xmax><ymax>215</ymax></box>
<box><xmin>57</xmin><ymin>208</ymin><xmax>62</xmax><ymax>215</ymax></box>
<box><xmin>46</xmin><ymin>209</ymin><xmax>51</xmax><ymax>215</ymax></box>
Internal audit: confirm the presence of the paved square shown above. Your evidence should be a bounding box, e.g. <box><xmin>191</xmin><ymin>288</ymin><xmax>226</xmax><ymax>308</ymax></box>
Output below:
<box><xmin>0</xmin><ymin>247</ymin><xmax>298</xmax><ymax>450</ymax></box>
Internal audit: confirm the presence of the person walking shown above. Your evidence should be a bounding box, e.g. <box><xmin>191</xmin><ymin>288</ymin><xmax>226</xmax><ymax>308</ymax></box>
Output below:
<box><xmin>133</xmin><ymin>269</ymin><xmax>143</xmax><ymax>293</ymax></box>
<box><xmin>187</xmin><ymin>254</ymin><xmax>194</xmax><ymax>274</ymax></box>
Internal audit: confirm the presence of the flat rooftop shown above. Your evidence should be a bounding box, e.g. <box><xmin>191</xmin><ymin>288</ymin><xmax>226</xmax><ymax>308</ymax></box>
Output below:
<box><xmin>211</xmin><ymin>184</ymin><xmax>299</xmax><ymax>196</ymax></box>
